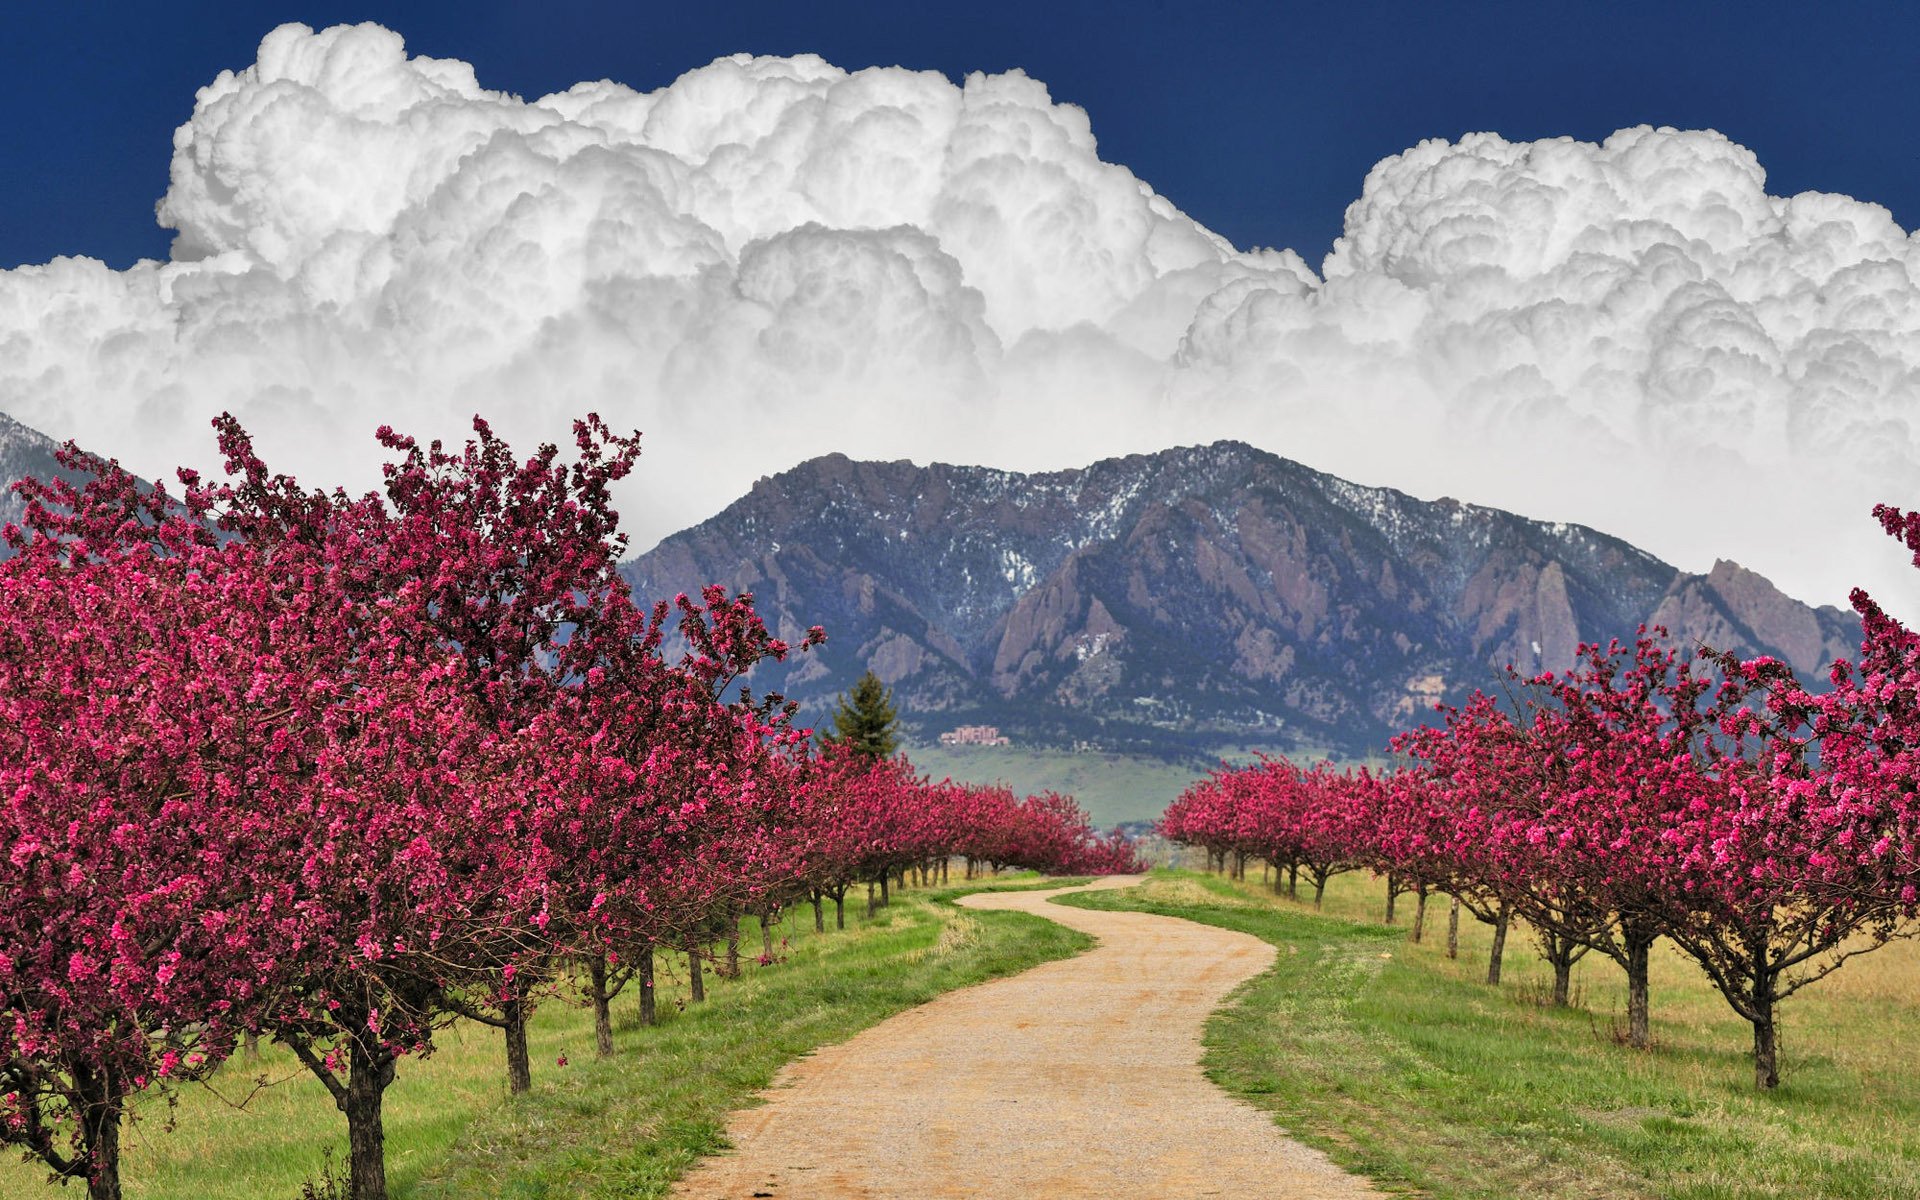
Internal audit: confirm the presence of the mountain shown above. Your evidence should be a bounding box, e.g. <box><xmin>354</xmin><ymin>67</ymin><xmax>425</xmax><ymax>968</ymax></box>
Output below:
<box><xmin>624</xmin><ymin>442</ymin><xmax>1861</xmax><ymax>759</ymax></box>
<box><xmin>0</xmin><ymin>412</ymin><xmax>79</xmax><ymax>534</ymax></box>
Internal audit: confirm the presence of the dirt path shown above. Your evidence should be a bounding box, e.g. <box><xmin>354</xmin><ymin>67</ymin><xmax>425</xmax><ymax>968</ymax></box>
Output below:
<box><xmin>672</xmin><ymin>877</ymin><xmax>1380</xmax><ymax>1199</ymax></box>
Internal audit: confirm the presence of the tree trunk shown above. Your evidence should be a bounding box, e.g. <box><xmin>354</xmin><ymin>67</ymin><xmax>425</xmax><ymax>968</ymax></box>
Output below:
<box><xmin>1412</xmin><ymin>887</ymin><xmax>1429</xmax><ymax>944</ymax></box>
<box><xmin>941</xmin><ymin>858</ymin><xmax>949</xmax><ymax>884</ymax></box>
<box><xmin>343</xmin><ymin>1032</ymin><xmax>397</xmax><ymax>1200</ymax></box>
<box><xmin>639</xmin><ymin>944</ymin><xmax>657</xmax><ymax>1027</ymax></box>
<box><xmin>880</xmin><ymin>874</ymin><xmax>891</xmax><ymax>907</ymax></box>
<box><xmin>83</xmin><ymin>1113</ymin><xmax>121</xmax><ymax>1200</ymax></box>
<box><xmin>1745</xmin><ymin>928</ymin><xmax>1781</xmax><ymax>1088</ymax></box>
<box><xmin>687</xmin><ymin>942</ymin><xmax>705</xmax><ymax>1003</ymax></box>
<box><xmin>812</xmin><ymin>893</ymin><xmax>825</xmax><ymax>933</ymax></box>
<box><xmin>1313</xmin><ymin>876</ymin><xmax>1327</xmax><ymax>908</ymax></box>
<box><xmin>1287</xmin><ymin>864</ymin><xmax>1299</xmax><ymax>899</ymax></box>
<box><xmin>835</xmin><ymin>890</ymin><xmax>846</xmax><ymax>930</ymax></box>
<box><xmin>866</xmin><ymin>882</ymin><xmax>876</xmax><ymax>919</ymax></box>
<box><xmin>589</xmin><ymin>954</ymin><xmax>615</xmax><ymax>1058</ymax></box>
<box><xmin>1384</xmin><ymin>873</ymin><xmax>1398</xmax><ymax>924</ymax></box>
<box><xmin>1625</xmin><ymin>930</ymin><xmax>1653</xmax><ymax>1050</ymax></box>
<box><xmin>503</xmin><ymin>992</ymin><xmax>532</xmax><ymax>1094</ymax></box>
<box><xmin>1486</xmin><ymin>906</ymin><xmax>1511</xmax><ymax>986</ymax></box>
<box><xmin>1551</xmin><ymin>946</ymin><xmax>1574</xmax><ymax>1007</ymax></box>
<box><xmin>724</xmin><ymin>917</ymin><xmax>741</xmax><ymax>979</ymax></box>
<box><xmin>760</xmin><ymin>912</ymin><xmax>774</xmax><ymax>962</ymax></box>
<box><xmin>76</xmin><ymin>1064</ymin><xmax>124</xmax><ymax>1200</ymax></box>
<box><xmin>1446</xmin><ymin>895</ymin><xmax>1460</xmax><ymax>960</ymax></box>
<box><xmin>1752</xmin><ymin>997</ymin><xmax>1780</xmax><ymax>1090</ymax></box>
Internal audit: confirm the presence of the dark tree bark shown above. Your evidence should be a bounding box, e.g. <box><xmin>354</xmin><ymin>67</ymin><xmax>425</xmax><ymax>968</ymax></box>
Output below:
<box><xmin>81</xmin><ymin>1102</ymin><xmax>121</xmax><ymax>1200</ymax></box>
<box><xmin>1446</xmin><ymin>895</ymin><xmax>1461</xmax><ymax>960</ymax></box>
<box><xmin>71</xmin><ymin>1062</ymin><xmax>124</xmax><ymax>1200</ymax></box>
<box><xmin>687</xmin><ymin>941</ymin><xmax>705</xmax><ymax>1004</ymax></box>
<box><xmin>1486</xmin><ymin>905</ymin><xmax>1511</xmax><ymax>986</ymax></box>
<box><xmin>1412</xmin><ymin>886</ymin><xmax>1429</xmax><ymax>944</ymax></box>
<box><xmin>343</xmin><ymin>1032</ymin><xmax>397</xmax><ymax>1200</ymax></box>
<box><xmin>811</xmin><ymin>892</ymin><xmax>825</xmax><ymax>933</ymax></box>
<box><xmin>638</xmin><ymin>944</ymin><xmax>657</xmax><ymax>1027</ymax></box>
<box><xmin>588</xmin><ymin>954</ymin><xmax>615</xmax><ymax>1058</ymax></box>
<box><xmin>1753</xmin><ymin>999</ymin><xmax>1779</xmax><ymax>1090</ymax></box>
<box><xmin>1539</xmin><ymin>929</ymin><xmax>1590</xmax><ymax>1007</ymax></box>
<box><xmin>1624</xmin><ymin>924</ymin><xmax>1655</xmax><ymax>1050</ymax></box>
<box><xmin>502</xmin><ymin>993</ymin><xmax>532</xmax><ymax>1094</ymax></box>
<box><xmin>289</xmin><ymin>1024</ymin><xmax>398</xmax><ymax>1200</ymax></box>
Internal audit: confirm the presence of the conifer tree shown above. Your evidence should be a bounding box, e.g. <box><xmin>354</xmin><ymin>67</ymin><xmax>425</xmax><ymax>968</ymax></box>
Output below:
<box><xmin>822</xmin><ymin>669</ymin><xmax>900</xmax><ymax>761</ymax></box>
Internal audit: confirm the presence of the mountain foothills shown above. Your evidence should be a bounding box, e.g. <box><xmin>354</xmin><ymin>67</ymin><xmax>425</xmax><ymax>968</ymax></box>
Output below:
<box><xmin>624</xmin><ymin>441</ymin><xmax>1858</xmax><ymax>759</ymax></box>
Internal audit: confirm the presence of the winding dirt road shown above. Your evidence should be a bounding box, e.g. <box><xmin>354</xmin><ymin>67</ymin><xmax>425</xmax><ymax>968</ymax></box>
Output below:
<box><xmin>672</xmin><ymin>876</ymin><xmax>1380</xmax><ymax>1199</ymax></box>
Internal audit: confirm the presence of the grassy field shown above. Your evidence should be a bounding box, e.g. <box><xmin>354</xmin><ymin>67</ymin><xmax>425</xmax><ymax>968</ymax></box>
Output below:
<box><xmin>0</xmin><ymin>876</ymin><xmax>1092</xmax><ymax>1200</ymax></box>
<box><xmin>902</xmin><ymin>742</ymin><xmax>1333</xmax><ymax>827</ymax></box>
<box><xmin>1059</xmin><ymin>869</ymin><xmax>1920</xmax><ymax>1199</ymax></box>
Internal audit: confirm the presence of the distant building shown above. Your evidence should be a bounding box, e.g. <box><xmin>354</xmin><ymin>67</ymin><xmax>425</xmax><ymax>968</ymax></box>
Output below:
<box><xmin>938</xmin><ymin>724</ymin><xmax>1010</xmax><ymax>747</ymax></box>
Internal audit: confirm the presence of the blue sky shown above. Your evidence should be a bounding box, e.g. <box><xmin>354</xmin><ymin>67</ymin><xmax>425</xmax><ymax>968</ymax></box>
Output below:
<box><xmin>6</xmin><ymin>1</ymin><xmax>1915</xmax><ymax>271</ymax></box>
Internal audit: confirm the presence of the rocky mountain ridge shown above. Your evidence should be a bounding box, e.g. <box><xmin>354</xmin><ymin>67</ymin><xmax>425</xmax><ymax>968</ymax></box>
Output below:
<box><xmin>0</xmin><ymin>411</ymin><xmax>76</xmax><ymax>533</ymax></box>
<box><xmin>623</xmin><ymin>441</ymin><xmax>1859</xmax><ymax>758</ymax></box>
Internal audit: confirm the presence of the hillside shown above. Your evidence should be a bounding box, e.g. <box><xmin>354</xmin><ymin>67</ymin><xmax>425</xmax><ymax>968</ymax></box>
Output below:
<box><xmin>623</xmin><ymin>441</ymin><xmax>1859</xmax><ymax>757</ymax></box>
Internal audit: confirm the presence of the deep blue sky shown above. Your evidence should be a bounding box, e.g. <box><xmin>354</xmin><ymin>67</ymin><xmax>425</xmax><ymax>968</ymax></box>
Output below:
<box><xmin>5</xmin><ymin>1</ymin><xmax>1915</xmax><ymax>272</ymax></box>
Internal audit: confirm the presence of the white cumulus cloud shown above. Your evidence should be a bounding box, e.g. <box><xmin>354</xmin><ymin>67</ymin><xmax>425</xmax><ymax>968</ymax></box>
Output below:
<box><xmin>2</xmin><ymin>21</ymin><xmax>1917</xmax><ymax>619</ymax></box>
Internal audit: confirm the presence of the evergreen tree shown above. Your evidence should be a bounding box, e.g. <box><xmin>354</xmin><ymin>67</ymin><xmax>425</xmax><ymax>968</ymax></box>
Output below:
<box><xmin>822</xmin><ymin>669</ymin><xmax>900</xmax><ymax>761</ymax></box>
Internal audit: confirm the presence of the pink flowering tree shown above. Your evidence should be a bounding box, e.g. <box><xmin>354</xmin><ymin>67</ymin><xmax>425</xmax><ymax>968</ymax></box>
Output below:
<box><xmin>345</xmin><ymin>415</ymin><xmax>639</xmax><ymax>1094</ymax></box>
<box><xmin>0</xmin><ymin>466</ymin><xmax>291</xmax><ymax>1200</ymax></box>
<box><xmin>1365</xmin><ymin>767</ymin><xmax>1464</xmax><ymax>944</ymax></box>
<box><xmin>181</xmin><ymin>427</ymin><xmax>560</xmax><ymax>1194</ymax></box>
<box><xmin>546</xmin><ymin>583</ymin><xmax>821</xmax><ymax>1044</ymax></box>
<box><xmin>1657</xmin><ymin>656</ymin><xmax>1906</xmax><ymax>1089</ymax></box>
<box><xmin>1390</xmin><ymin>707</ymin><xmax>1524</xmax><ymax>983</ymax></box>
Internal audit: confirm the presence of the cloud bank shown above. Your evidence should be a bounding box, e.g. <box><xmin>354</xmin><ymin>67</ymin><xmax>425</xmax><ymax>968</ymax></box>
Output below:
<box><xmin>3</xmin><ymin>21</ymin><xmax>1917</xmax><ymax>616</ymax></box>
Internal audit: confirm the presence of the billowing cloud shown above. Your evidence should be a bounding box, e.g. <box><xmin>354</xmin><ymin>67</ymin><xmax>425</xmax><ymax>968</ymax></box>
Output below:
<box><xmin>3</xmin><ymin>21</ymin><xmax>1917</xmax><ymax>617</ymax></box>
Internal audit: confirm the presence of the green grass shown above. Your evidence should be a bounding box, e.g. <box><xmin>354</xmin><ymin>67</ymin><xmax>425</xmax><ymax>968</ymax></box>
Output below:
<box><xmin>0</xmin><ymin>875</ymin><xmax>1092</xmax><ymax>1200</ymax></box>
<box><xmin>1058</xmin><ymin>869</ymin><xmax>1920</xmax><ymax>1199</ymax></box>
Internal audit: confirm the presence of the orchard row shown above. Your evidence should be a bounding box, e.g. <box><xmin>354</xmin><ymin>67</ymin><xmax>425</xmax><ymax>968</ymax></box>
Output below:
<box><xmin>1164</xmin><ymin>506</ymin><xmax>1920</xmax><ymax>1092</ymax></box>
<box><xmin>0</xmin><ymin>415</ymin><xmax>1139</xmax><ymax>1200</ymax></box>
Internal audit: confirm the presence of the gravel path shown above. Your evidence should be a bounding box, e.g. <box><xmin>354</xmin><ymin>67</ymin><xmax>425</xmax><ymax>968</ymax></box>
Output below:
<box><xmin>671</xmin><ymin>876</ymin><xmax>1381</xmax><ymax>1199</ymax></box>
